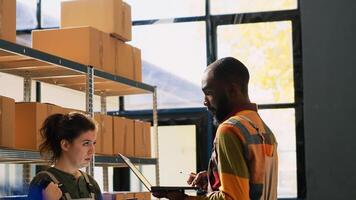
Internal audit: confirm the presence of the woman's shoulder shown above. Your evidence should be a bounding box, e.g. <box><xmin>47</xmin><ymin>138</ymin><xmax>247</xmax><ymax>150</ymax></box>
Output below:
<box><xmin>80</xmin><ymin>170</ymin><xmax>101</xmax><ymax>190</ymax></box>
<box><xmin>80</xmin><ymin>170</ymin><xmax>103</xmax><ymax>199</ymax></box>
<box><xmin>28</xmin><ymin>169</ymin><xmax>56</xmax><ymax>200</ymax></box>
<box><xmin>30</xmin><ymin>170</ymin><xmax>54</xmax><ymax>186</ymax></box>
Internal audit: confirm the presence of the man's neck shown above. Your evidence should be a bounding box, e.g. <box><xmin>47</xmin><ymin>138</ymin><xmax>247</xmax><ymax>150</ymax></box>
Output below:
<box><xmin>223</xmin><ymin>100</ymin><xmax>256</xmax><ymax>122</ymax></box>
<box><xmin>230</xmin><ymin>98</ymin><xmax>252</xmax><ymax>112</ymax></box>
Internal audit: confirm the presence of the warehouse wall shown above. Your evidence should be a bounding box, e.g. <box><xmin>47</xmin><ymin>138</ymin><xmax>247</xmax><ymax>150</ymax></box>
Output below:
<box><xmin>301</xmin><ymin>0</ymin><xmax>356</xmax><ymax>199</ymax></box>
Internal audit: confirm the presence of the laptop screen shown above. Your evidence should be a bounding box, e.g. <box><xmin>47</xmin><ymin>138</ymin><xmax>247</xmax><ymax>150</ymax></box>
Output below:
<box><xmin>119</xmin><ymin>154</ymin><xmax>153</xmax><ymax>191</ymax></box>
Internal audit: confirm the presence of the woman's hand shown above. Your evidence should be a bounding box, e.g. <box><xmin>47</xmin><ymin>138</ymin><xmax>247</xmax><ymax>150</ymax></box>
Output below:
<box><xmin>42</xmin><ymin>182</ymin><xmax>62</xmax><ymax>200</ymax></box>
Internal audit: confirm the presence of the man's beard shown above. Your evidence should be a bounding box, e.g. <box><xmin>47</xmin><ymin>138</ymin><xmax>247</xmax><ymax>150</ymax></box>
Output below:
<box><xmin>212</xmin><ymin>117</ymin><xmax>220</xmax><ymax>127</ymax></box>
<box><xmin>212</xmin><ymin>93</ymin><xmax>230</xmax><ymax>126</ymax></box>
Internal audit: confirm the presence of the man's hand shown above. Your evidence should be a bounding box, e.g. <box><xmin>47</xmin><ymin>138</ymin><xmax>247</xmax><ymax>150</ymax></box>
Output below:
<box><xmin>187</xmin><ymin>171</ymin><xmax>208</xmax><ymax>191</ymax></box>
<box><xmin>152</xmin><ymin>191</ymin><xmax>187</xmax><ymax>200</ymax></box>
<box><xmin>42</xmin><ymin>182</ymin><xmax>62</xmax><ymax>200</ymax></box>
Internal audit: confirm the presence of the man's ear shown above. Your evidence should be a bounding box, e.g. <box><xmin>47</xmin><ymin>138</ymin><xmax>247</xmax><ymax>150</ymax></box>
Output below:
<box><xmin>60</xmin><ymin>139</ymin><xmax>71</xmax><ymax>152</ymax></box>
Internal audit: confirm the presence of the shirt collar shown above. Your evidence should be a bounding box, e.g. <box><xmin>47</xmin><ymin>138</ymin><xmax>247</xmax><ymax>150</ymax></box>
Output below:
<box><xmin>223</xmin><ymin>103</ymin><xmax>258</xmax><ymax>121</ymax></box>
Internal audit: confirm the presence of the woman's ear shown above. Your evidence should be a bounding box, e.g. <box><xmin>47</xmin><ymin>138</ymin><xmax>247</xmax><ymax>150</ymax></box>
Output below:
<box><xmin>60</xmin><ymin>139</ymin><xmax>71</xmax><ymax>152</ymax></box>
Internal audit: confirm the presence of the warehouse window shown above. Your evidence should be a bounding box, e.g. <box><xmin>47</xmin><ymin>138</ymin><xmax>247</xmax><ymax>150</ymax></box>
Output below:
<box><xmin>16</xmin><ymin>0</ymin><xmax>38</xmax><ymax>30</ymax></box>
<box><xmin>130</xmin><ymin>125</ymin><xmax>197</xmax><ymax>191</ymax></box>
<box><xmin>217</xmin><ymin>21</ymin><xmax>294</xmax><ymax>104</ymax></box>
<box><xmin>125</xmin><ymin>22</ymin><xmax>206</xmax><ymax>109</ymax></box>
<box><xmin>41</xmin><ymin>0</ymin><xmax>60</xmax><ymax>28</ymax></box>
<box><xmin>126</xmin><ymin>0</ymin><xmax>205</xmax><ymax>21</ymax></box>
<box><xmin>210</xmin><ymin>0</ymin><xmax>298</xmax><ymax>15</ymax></box>
<box><xmin>259</xmin><ymin>109</ymin><xmax>297</xmax><ymax>197</ymax></box>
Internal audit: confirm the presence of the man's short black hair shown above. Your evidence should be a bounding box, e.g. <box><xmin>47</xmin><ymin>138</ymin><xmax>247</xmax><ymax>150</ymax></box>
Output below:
<box><xmin>209</xmin><ymin>57</ymin><xmax>250</xmax><ymax>95</ymax></box>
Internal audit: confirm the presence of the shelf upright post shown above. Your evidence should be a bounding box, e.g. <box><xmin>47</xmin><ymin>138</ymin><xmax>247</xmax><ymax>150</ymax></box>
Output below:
<box><xmin>23</xmin><ymin>75</ymin><xmax>31</xmax><ymax>102</ymax></box>
<box><xmin>152</xmin><ymin>87</ymin><xmax>160</xmax><ymax>186</ymax></box>
<box><xmin>100</xmin><ymin>94</ymin><xmax>109</xmax><ymax>192</ymax></box>
<box><xmin>86</xmin><ymin>66</ymin><xmax>95</xmax><ymax>176</ymax></box>
<box><xmin>23</xmin><ymin>74</ymin><xmax>32</xmax><ymax>190</ymax></box>
<box><xmin>101</xmin><ymin>95</ymin><xmax>107</xmax><ymax>114</ymax></box>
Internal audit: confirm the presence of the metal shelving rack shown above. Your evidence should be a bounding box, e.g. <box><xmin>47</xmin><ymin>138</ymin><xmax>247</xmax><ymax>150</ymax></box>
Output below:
<box><xmin>0</xmin><ymin>39</ymin><xmax>160</xmax><ymax>190</ymax></box>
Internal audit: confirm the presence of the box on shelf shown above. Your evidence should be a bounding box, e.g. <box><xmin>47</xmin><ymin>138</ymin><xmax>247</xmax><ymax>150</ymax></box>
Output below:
<box><xmin>132</xmin><ymin>47</ymin><xmax>142</xmax><ymax>82</ymax></box>
<box><xmin>121</xmin><ymin>2</ymin><xmax>132</xmax><ymax>42</ymax></box>
<box><xmin>94</xmin><ymin>114</ymin><xmax>113</xmax><ymax>155</ymax></box>
<box><xmin>143</xmin><ymin>121</ymin><xmax>151</xmax><ymax>158</ymax></box>
<box><xmin>113</xmin><ymin>116</ymin><xmax>134</xmax><ymax>156</ymax></box>
<box><xmin>46</xmin><ymin>103</ymin><xmax>65</xmax><ymax>116</ymax></box>
<box><xmin>15</xmin><ymin>102</ymin><xmax>48</xmax><ymax>150</ymax></box>
<box><xmin>32</xmin><ymin>27</ymin><xmax>116</xmax><ymax>74</ymax></box>
<box><xmin>0</xmin><ymin>96</ymin><xmax>15</xmax><ymax>148</ymax></box>
<box><xmin>134</xmin><ymin>120</ymin><xmax>151</xmax><ymax>158</ymax></box>
<box><xmin>0</xmin><ymin>0</ymin><xmax>16</xmax><ymax>42</ymax></box>
<box><xmin>135</xmin><ymin>192</ymin><xmax>151</xmax><ymax>200</ymax></box>
<box><xmin>116</xmin><ymin>192</ymin><xmax>135</xmax><ymax>200</ymax></box>
<box><xmin>61</xmin><ymin>0</ymin><xmax>132</xmax><ymax>42</ymax></box>
<box><xmin>115</xmin><ymin>40</ymin><xmax>134</xmax><ymax>79</ymax></box>
<box><xmin>103</xmin><ymin>192</ymin><xmax>136</xmax><ymax>200</ymax></box>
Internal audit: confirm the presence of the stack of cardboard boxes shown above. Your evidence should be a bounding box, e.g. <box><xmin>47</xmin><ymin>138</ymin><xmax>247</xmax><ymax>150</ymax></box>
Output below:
<box><xmin>30</xmin><ymin>0</ymin><xmax>151</xmax><ymax>157</ymax></box>
<box><xmin>32</xmin><ymin>0</ymin><xmax>142</xmax><ymax>82</ymax></box>
<box><xmin>0</xmin><ymin>95</ymin><xmax>152</xmax><ymax>158</ymax></box>
<box><xmin>95</xmin><ymin>114</ymin><xmax>151</xmax><ymax>158</ymax></box>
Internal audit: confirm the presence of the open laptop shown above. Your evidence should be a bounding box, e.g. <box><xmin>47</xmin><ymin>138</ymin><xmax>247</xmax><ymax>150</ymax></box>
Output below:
<box><xmin>119</xmin><ymin>154</ymin><xmax>200</xmax><ymax>192</ymax></box>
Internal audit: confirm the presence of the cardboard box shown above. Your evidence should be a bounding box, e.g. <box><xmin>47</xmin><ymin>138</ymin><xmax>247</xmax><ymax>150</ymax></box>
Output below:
<box><xmin>0</xmin><ymin>0</ymin><xmax>16</xmax><ymax>42</ymax></box>
<box><xmin>61</xmin><ymin>0</ymin><xmax>132</xmax><ymax>41</ymax></box>
<box><xmin>116</xmin><ymin>192</ymin><xmax>135</xmax><ymax>200</ymax></box>
<box><xmin>103</xmin><ymin>192</ymin><xmax>135</xmax><ymax>200</ymax></box>
<box><xmin>115</xmin><ymin>41</ymin><xmax>134</xmax><ymax>79</ymax></box>
<box><xmin>113</xmin><ymin>117</ymin><xmax>134</xmax><ymax>156</ymax></box>
<box><xmin>121</xmin><ymin>2</ymin><xmax>132</xmax><ymax>42</ymax></box>
<box><xmin>15</xmin><ymin>102</ymin><xmax>48</xmax><ymax>150</ymax></box>
<box><xmin>94</xmin><ymin>114</ymin><xmax>113</xmax><ymax>155</ymax></box>
<box><xmin>132</xmin><ymin>47</ymin><xmax>142</xmax><ymax>82</ymax></box>
<box><xmin>46</xmin><ymin>103</ymin><xmax>65</xmax><ymax>116</ymax></box>
<box><xmin>143</xmin><ymin>122</ymin><xmax>151</xmax><ymax>158</ymax></box>
<box><xmin>135</xmin><ymin>192</ymin><xmax>151</xmax><ymax>200</ymax></box>
<box><xmin>0</xmin><ymin>96</ymin><xmax>15</xmax><ymax>148</ymax></box>
<box><xmin>134</xmin><ymin>121</ymin><xmax>151</xmax><ymax>158</ymax></box>
<box><xmin>32</xmin><ymin>27</ymin><xmax>116</xmax><ymax>73</ymax></box>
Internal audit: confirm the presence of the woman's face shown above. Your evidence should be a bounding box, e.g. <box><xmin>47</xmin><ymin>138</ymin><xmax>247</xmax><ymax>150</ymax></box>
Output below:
<box><xmin>63</xmin><ymin>130</ymin><xmax>97</xmax><ymax>169</ymax></box>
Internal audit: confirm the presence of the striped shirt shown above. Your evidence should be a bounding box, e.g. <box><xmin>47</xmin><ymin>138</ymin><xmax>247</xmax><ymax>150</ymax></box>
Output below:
<box><xmin>197</xmin><ymin>104</ymin><xmax>278</xmax><ymax>200</ymax></box>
